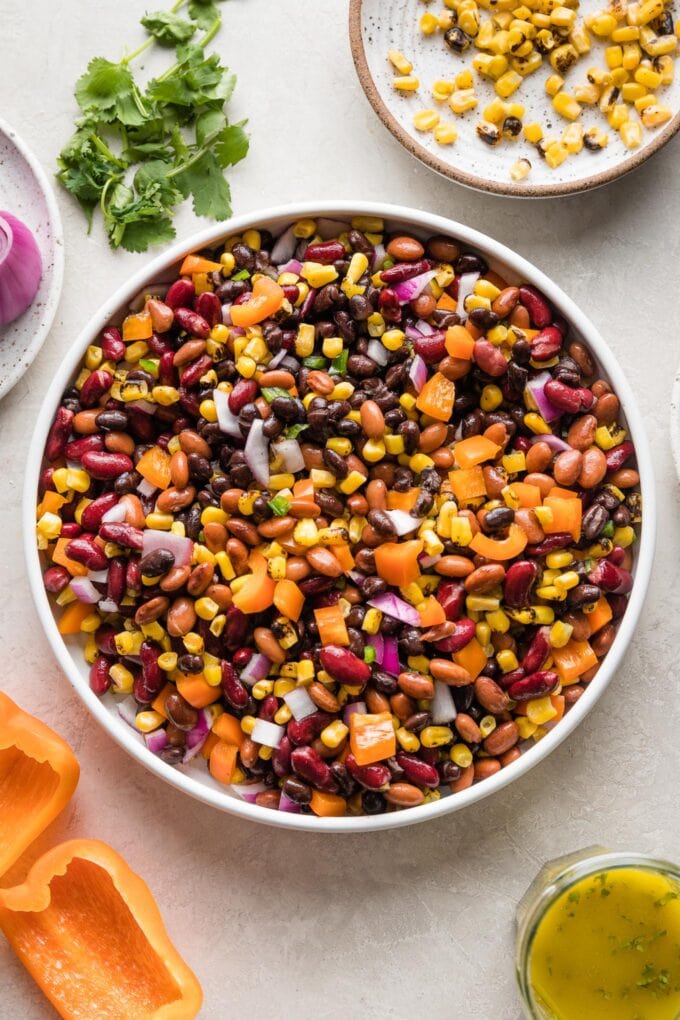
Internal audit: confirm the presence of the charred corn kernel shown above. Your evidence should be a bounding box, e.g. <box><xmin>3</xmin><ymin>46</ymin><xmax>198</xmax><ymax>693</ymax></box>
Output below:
<box><xmin>209</xmin><ymin>614</ymin><xmax>226</xmax><ymax>638</ymax></box>
<box><xmin>549</xmin><ymin>620</ymin><xmax>574</xmax><ymax>648</ymax></box>
<box><xmin>145</xmin><ymin>512</ymin><xmax>174</xmax><ymax>531</ymax></box>
<box><xmin>633</xmin><ymin>0</ymin><xmax>665</xmax><ymax>24</ymax></box>
<box><xmin>449</xmin><ymin>88</ymin><xmax>479</xmax><ymax>113</ymax></box>
<box><xmin>362</xmin><ymin>608</ymin><xmax>383</xmax><ymax>635</ymax></box>
<box><xmin>595</xmin><ymin>424</ymin><xmax>627</xmax><ymax>449</ymax></box>
<box><xmin>484</xmin><ymin>96</ymin><xmax>509</xmax><ymax>123</ymax></box>
<box><xmin>409</xmin><ymin>453</ymin><xmax>435</xmax><ymax>473</ymax></box>
<box><xmin>401</xmin><ymin>582</ymin><xmax>425</xmax><ymax>606</ymax></box>
<box><xmin>198</xmin><ymin>399</ymin><xmax>217</xmax><ymax>423</ymax></box>
<box><xmin>413</xmin><ymin>108</ymin><xmax>441</xmax><ymax>132</ymax></box>
<box><xmin>200</xmin><ymin>507</ymin><xmax>228</xmax><ymax>527</ymax></box>
<box><xmin>345</xmin><ymin>252</ymin><xmax>369</xmax><ymax>286</ymax></box>
<box><xmin>545</xmin><ymin>139</ymin><xmax>571</xmax><ymax>166</ymax></box>
<box><xmin>37</xmin><ymin>512</ymin><xmax>62</xmax><ymax>540</ymax></box>
<box><xmin>475</xmin><ymin>280</ymin><xmax>502</xmax><ymax>301</ymax></box>
<box><xmin>252</xmin><ymin>679</ymin><xmax>274</xmax><ymax>701</ymax></box>
<box><xmin>268</xmin><ymin>473</ymin><xmax>295</xmax><ymax>492</ymax></box>
<box><xmin>527</xmin><ymin>696</ymin><xmax>558</xmax><ymax>725</ymax></box>
<box><xmin>646</xmin><ymin>35</ymin><xmax>678</xmax><ymax>57</ymax></box>
<box><xmin>393</xmin><ymin>74</ymin><xmax>420</xmax><ymax>91</ymax></box>
<box><xmin>319</xmin><ymin>337</ymin><xmax>343</xmax><ymax>362</ymax></box>
<box><xmin>84</xmin><ymin>344</ymin><xmax>103</xmax><ymax>371</ymax></box>
<box><xmin>434</xmin><ymin>121</ymin><xmax>459</xmax><ymax>144</ymax></box>
<box><xmin>109</xmin><ymin>664</ymin><xmax>134</xmax><ymax>694</ymax></box>
<box><xmin>320</xmin><ymin>720</ymin><xmax>349</xmax><ymax>749</ymax></box>
<box><xmin>613</xmin><ymin>24</ymin><xmax>639</xmax><ymax>41</ymax></box>
<box><xmin>655</xmin><ymin>55</ymin><xmax>675</xmax><ymax>83</ymax></box>
<box><xmin>622</xmin><ymin>42</ymin><xmax>642</xmax><ymax>69</ymax></box>
<box><xmin>584</xmin><ymin>125</ymin><xmax>609</xmax><ymax>147</ymax></box>
<box><xmin>125</xmin><ymin>341</ymin><xmax>149</xmax><ymax>364</ymax></box>
<box><xmin>574</xmin><ymin>81</ymin><xmax>601</xmax><ymax>104</ymax></box>
<box><xmin>273</xmin><ymin>679</ymin><xmax>296</xmax><ymax>698</ymax></box>
<box><xmin>421</xmin><ymin>726</ymin><xmax>454</xmax><ymax>749</ymax></box>
<box><xmin>613</xmin><ymin>524</ymin><xmax>635</xmax><ymax>548</ymax></box>
<box><xmin>135</xmin><ymin>710</ymin><xmax>164</xmax><ymax>733</ymax></box>
<box><xmin>495</xmin><ymin>69</ymin><xmax>523</xmax><ymax>95</ymax></box>
<box><xmin>388</xmin><ymin>48</ymin><xmax>413</xmax><ymax>74</ymax></box>
<box><xmin>545</xmin><ymin>73</ymin><xmax>565</xmax><ymax>95</ymax></box>
<box><xmin>550</xmin><ymin>43</ymin><xmax>579</xmax><ymax>72</ymax></box>
<box><xmin>553</xmin><ymin>92</ymin><xmax>582</xmax><ymax>119</ymax></box>
<box><xmin>195</xmin><ymin>597</ymin><xmax>220</xmax><ymax>621</ymax></box>
<box><xmin>295</xmin><ymin>661</ymin><xmax>315</xmax><ymax>687</ymax></box>
<box><xmin>524</xmin><ymin>121</ymin><xmax>544</xmax><ymax>141</ymax></box>
<box><xmin>635</xmin><ymin>64</ymin><xmax>662</xmax><ymax>87</ymax></box>
<box><xmin>459</xmin><ymin>8</ymin><xmax>480</xmax><ymax>35</ymax></box>
<box><xmin>477</xmin><ymin>716</ymin><xmax>496</xmax><ymax>740</ymax></box>
<box><xmin>512</xmin><ymin>50</ymin><xmax>543</xmax><ymax>75</ymax></box>
<box><xmin>151</xmin><ymin>384</ymin><xmax>181</xmax><ymax>406</ymax></box>
<box><xmin>292</xmin><ymin>519</ymin><xmax>318</xmax><ymax>548</ymax></box>
<box><xmin>84</xmin><ymin>634</ymin><xmax>100</xmax><ymax>665</ymax></box>
<box><xmin>562</xmin><ymin>122</ymin><xmax>584</xmax><ymax>150</ymax></box>
<box><xmin>451</xmin><ymin>743</ymin><xmax>473</xmax><ymax>767</ymax></box>
<box><xmin>467</xmin><ymin>595</ymin><xmax>501</xmax><ymax>613</ymax></box>
<box><xmin>420</xmin><ymin>10</ymin><xmax>439</xmax><ymax>32</ymax></box>
<box><xmin>497</xmin><ymin>649</ymin><xmax>519</xmax><ymax>672</ymax></box>
<box><xmin>366</xmin><ymin>314</ymin><xmax>387</xmax><ymax>340</ymax></box>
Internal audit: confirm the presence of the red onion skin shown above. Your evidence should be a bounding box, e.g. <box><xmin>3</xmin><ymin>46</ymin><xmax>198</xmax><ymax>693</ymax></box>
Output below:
<box><xmin>0</xmin><ymin>212</ymin><xmax>42</xmax><ymax>326</ymax></box>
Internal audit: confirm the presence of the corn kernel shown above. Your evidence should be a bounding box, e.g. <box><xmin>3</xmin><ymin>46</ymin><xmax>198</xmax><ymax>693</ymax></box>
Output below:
<box><xmin>320</xmin><ymin>720</ymin><xmax>349</xmax><ymax>749</ymax></box>
<box><xmin>517</xmin><ymin>717</ymin><xmax>538</xmax><ymax>739</ymax></box>
<box><xmin>252</xmin><ymin>679</ymin><xmax>274</xmax><ymax>700</ymax></box>
<box><xmin>495</xmin><ymin>70</ymin><xmax>523</xmax><ymax>96</ymax></box>
<box><xmin>449</xmin><ymin>88</ymin><xmax>479</xmax><ymax>113</ymax></box>
<box><xmin>527</xmin><ymin>696</ymin><xmax>558</xmax><ymax>725</ymax></box>
<box><xmin>240</xmin><ymin>715</ymin><xmax>257</xmax><ymax>735</ymax></box>
<box><xmin>553</xmin><ymin>91</ymin><xmax>582</xmax><ymax>120</ymax></box>
<box><xmin>362</xmin><ymin>608</ymin><xmax>383</xmax><ymax>634</ymax></box>
<box><xmin>497</xmin><ymin>649</ymin><xmax>519</xmax><ymax>672</ymax></box>
<box><xmin>434</xmin><ymin>121</ymin><xmax>459</xmax><ymax>144</ymax></box>
<box><xmin>388</xmin><ymin>49</ymin><xmax>413</xmax><ymax>74</ymax></box>
<box><xmin>393</xmin><ymin>75</ymin><xmax>420</xmax><ymax>91</ymax></box>
<box><xmin>524</xmin><ymin>121</ymin><xmax>544</xmax><ymax>142</ymax></box>
<box><xmin>420</xmin><ymin>10</ymin><xmax>439</xmax><ymax>32</ymax></box>
<box><xmin>135</xmin><ymin>710</ymin><xmax>164</xmax><ymax>733</ymax></box>
<box><xmin>396</xmin><ymin>727</ymin><xmax>420</xmax><ymax>752</ymax></box>
<box><xmin>451</xmin><ymin>743</ymin><xmax>473</xmax><ymax>767</ymax></box>
<box><xmin>479</xmin><ymin>715</ymin><xmax>497</xmax><ymax>738</ymax></box>
<box><xmin>413</xmin><ymin>108</ymin><xmax>441</xmax><ymax>132</ymax></box>
<box><xmin>545</xmin><ymin>73</ymin><xmax>565</xmax><ymax>95</ymax></box>
<box><xmin>549</xmin><ymin>620</ymin><xmax>574</xmax><ymax>648</ymax></box>
<box><xmin>641</xmin><ymin>103</ymin><xmax>672</xmax><ymax>126</ymax></box>
<box><xmin>421</xmin><ymin>726</ymin><xmax>453</xmax><ymax>749</ymax></box>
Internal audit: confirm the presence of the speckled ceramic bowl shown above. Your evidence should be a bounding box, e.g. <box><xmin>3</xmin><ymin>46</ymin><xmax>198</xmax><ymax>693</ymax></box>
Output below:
<box><xmin>25</xmin><ymin>202</ymin><xmax>655</xmax><ymax>831</ymax></box>
<box><xmin>0</xmin><ymin>117</ymin><xmax>64</xmax><ymax>400</ymax></box>
<box><xmin>349</xmin><ymin>0</ymin><xmax>680</xmax><ymax>197</ymax></box>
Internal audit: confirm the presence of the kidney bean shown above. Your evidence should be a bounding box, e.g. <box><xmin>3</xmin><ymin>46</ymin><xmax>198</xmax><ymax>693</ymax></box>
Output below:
<box><xmin>380</xmin><ymin>258</ymin><xmax>430</xmax><ymax>285</ymax></box>
<box><xmin>588</xmin><ymin>559</ymin><xmax>633</xmax><ymax>594</ymax></box>
<box><xmin>60</xmin><ymin>523</ymin><xmax>81</xmax><ymax>538</ymax></box>
<box><xmin>65</xmin><ymin>535</ymin><xmax>108</xmax><ymax>571</ymax></box>
<box><xmin>509</xmin><ymin>670</ymin><xmax>559</xmax><ymax>701</ymax></box>
<box><xmin>79</xmin><ymin>493</ymin><xmax>119</xmax><ymax>533</ymax></box>
<box><xmin>474</xmin><ymin>675</ymin><xmax>510</xmax><ymax>714</ymax></box>
<box><xmin>319</xmin><ymin>646</ymin><xmax>370</xmax><ymax>687</ymax></box>
<box><xmin>544</xmin><ymin>379</ymin><xmax>583</xmax><ymax>413</ymax></box>
<box><xmin>604</xmin><ymin>440</ymin><xmax>634</xmax><ymax>472</ymax></box>
<box><xmin>345</xmin><ymin>754</ymin><xmax>391</xmax><ymax>790</ymax></box>
<box><xmin>384</xmin><ymin>783</ymin><xmax>425</xmax><ymax>807</ymax></box>
<box><xmin>180</xmin><ymin>354</ymin><xmax>213</xmax><ymax>388</ymax></box>
<box><xmin>173</xmin><ymin>306</ymin><xmax>211</xmax><ymax>339</ymax></box>
<box><xmin>395</xmin><ymin>753</ymin><xmax>440</xmax><ymax>788</ymax></box>
<box><xmin>290</xmin><ymin>746</ymin><xmax>336</xmax><ymax>791</ymax></box>
<box><xmin>89</xmin><ymin>656</ymin><xmax>112</xmax><ymax>695</ymax></box>
<box><xmin>45</xmin><ymin>407</ymin><xmax>75</xmax><ymax>462</ymax></box>
<box><xmin>522</xmin><ymin>627</ymin><xmax>551</xmax><ymax>673</ymax></box>
<box><xmin>79</xmin><ymin>370</ymin><xmax>114</xmax><ymax>408</ymax></box>
<box><xmin>530</xmin><ymin>326</ymin><xmax>562</xmax><ymax>362</ymax></box>
<box><xmin>64</xmin><ymin>435</ymin><xmax>105</xmax><ymax>462</ymax></box>
<box><xmin>192</xmin><ymin>290</ymin><xmax>221</xmax><ymax>327</ymax></box>
<box><xmin>518</xmin><ymin>285</ymin><xmax>552</xmax><ymax>328</ymax></box>
<box><xmin>99</xmin><ymin>523</ymin><xmax>144</xmax><ymax>551</ymax></box>
<box><xmin>503</xmin><ymin>560</ymin><xmax>539</xmax><ymax>608</ymax></box>
<box><xmin>377</xmin><ymin>287</ymin><xmax>401</xmax><ymax>323</ymax></box>
<box><xmin>165</xmin><ymin>278</ymin><xmax>195</xmax><ymax>308</ymax></box>
<box><xmin>100</xmin><ymin>326</ymin><xmax>126</xmax><ymax>362</ymax></box>
<box><xmin>139</xmin><ymin>641</ymin><xmax>163</xmax><ymax>698</ymax></box>
<box><xmin>434</xmin><ymin>617</ymin><xmax>477</xmax><ymax>653</ymax></box>
<box><xmin>527</xmin><ymin>533</ymin><xmax>573</xmax><ymax>557</ymax></box>
<box><xmin>429</xmin><ymin>659</ymin><xmax>473</xmax><ymax>687</ymax></box>
<box><xmin>43</xmin><ymin>565</ymin><xmax>71</xmax><ymax>594</ymax></box>
<box><xmin>473</xmin><ymin>339</ymin><xmax>507</xmax><ymax>377</ymax></box>
<box><xmin>81</xmin><ymin>450</ymin><xmax>133</xmax><ymax>481</ymax></box>
<box><xmin>218</xmin><ymin>661</ymin><xmax>248</xmax><ymax>710</ymax></box>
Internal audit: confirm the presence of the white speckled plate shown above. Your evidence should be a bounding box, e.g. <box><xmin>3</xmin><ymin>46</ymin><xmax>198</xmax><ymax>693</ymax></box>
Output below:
<box><xmin>349</xmin><ymin>0</ymin><xmax>680</xmax><ymax>197</ymax></box>
<box><xmin>0</xmin><ymin>117</ymin><xmax>64</xmax><ymax>400</ymax></box>
<box><xmin>670</xmin><ymin>364</ymin><xmax>680</xmax><ymax>484</ymax></box>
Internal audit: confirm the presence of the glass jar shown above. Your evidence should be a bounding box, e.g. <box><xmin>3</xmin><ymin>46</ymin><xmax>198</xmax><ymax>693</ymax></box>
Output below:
<box><xmin>515</xmin><ymin>847</ymin><xmax>680</xmax><ymax>1019</ymax></box>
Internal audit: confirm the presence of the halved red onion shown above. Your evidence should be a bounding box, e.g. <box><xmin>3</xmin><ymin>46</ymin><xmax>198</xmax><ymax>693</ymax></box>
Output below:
<box><xmin>244</xmin><ymin>418</ymin><xmax>270</xmax><ymax>486</ymax></box>
<box><xmin>144</xmin><ymin>729</ymin><xmax>169</xmax><ymax>755</ymax></box>
<box><xmin>251</xmin><ymin>718</ymin><xmax>285</xmax><ymax>748</ymax></box>
<box><xmin>455</xmin><ymin>272</ymin><xmax>480</xmax><ymax>323</ymax></box>
<box><xmin>278</xmin><ymin>791</ymin><xmax>301</xmax><ymax>813</ymax></box>
<box><xmin>283</xmin><ymin>686</ymin><xmax>317</xmax><ymax>721</ymax></box>
<box><xmin>382</xmin><ymin>636</ymin><xmax>401</xmax><ymax>676</ymax></box>
<box><xmin>213</xmin><ymin>387</ymin><xmax>242</xmax><ymax>438</ymax></box>
<box><xmin>69</xmin><ymin>577</ymin><xmax>100</xmax><ymax>604</ymax></box>
<box><xmin>266</xmin><ymin>347</ymin><xmax>288</xmax><ymax>370</ymax></box>
<box><xmin>372</xmin><ymin>243</ymin><xmax>386</xmax><ymax>270</ymax></box>
<box><xmin>277</xmin><ymin>258</ymin><xmax>302</xmax><ymax>276</ymax></box>
<box><xmin>0</xmin><ymin>211</ymin><xmax>42</xmax><ymax>325</ymax></box>
<box><xmin>141</xmin><ymin>528</ymin><xmax>193</xmax><ymax>567</ymax></box>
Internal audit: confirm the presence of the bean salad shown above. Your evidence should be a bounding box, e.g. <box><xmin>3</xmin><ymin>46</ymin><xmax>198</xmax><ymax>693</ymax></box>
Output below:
<box><xmin>37</xmin><ymin>215</ymin><xmax>642</xmax><ymax>817</ymax></box>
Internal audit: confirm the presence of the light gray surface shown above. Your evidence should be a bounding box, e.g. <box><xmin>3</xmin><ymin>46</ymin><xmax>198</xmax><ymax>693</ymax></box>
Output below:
<box><xmin>1</xmin><ymin>1</ymin><xmax>679</xmax><ymax>1018</ymax></box>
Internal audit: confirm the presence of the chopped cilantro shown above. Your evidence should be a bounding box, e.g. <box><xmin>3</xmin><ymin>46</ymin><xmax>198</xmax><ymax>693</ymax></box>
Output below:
<box><xmin>267</xmin><ymin>496</ymin><xmax>290</xmax><ymax>517</ymax></box>
<box><xmin>285</xmin><ymin>423</ymin><xmax>309</xmax><ymax>439</ymax></box>
<box><xmin>363</xmin><ymin>645</ymin><xmax>376</xmax><ymax>664</ymax></box>
<box><xmin>261</xmin><ymin>387</ymin><xmax>290</xmax><ymax>403</ymax></box>
<box><xmin>231</xmin><ymin>269</ymin><xmax>251</xmax><ymax>281</ymax></box>
<box><xmin>330</xmin><ymin>350</ymin><xmax>348</xmax><ymax>375</ymax></box>
<box><xmin>302</xmin><ymin>356</ymin><xmax>327</xmax><ymax>369</ymax></box>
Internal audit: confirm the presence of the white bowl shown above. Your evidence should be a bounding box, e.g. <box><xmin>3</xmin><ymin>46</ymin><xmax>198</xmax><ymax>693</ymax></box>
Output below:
<box><xmin>24</xmin><ymin>202</ymin><xmax>656</xmax><ymax>832</ymax></box>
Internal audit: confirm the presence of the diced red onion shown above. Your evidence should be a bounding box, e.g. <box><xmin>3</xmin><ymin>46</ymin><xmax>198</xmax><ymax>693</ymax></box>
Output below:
<box><xmin>101</xmin><ymin>503</ymin><xmax>127</xmax><ymax>524</ymax></box>
<box><xmin>280</xmin><ymin>355</ymin><xmax>300</xmax><ymax>372</ymax></box>
<box><xmin>277</xmin><ymin>258</ymin><xmax>302</xmax><ymax>276</ymax></box>
<box><xmin>525</xmin><ymin>372</ymin><xmax>562</xmax><ymax>423</ymax></box>
<box><xmin>368</xmin><ymin>592</ymin><xmax>421</xmax><ymax>626</ymax></box>
<box><xmin>372</xmin><ymin>243</ymin><xmax>386</xmax><ymax>270</ymax></box>
<box><xmin>117</xmin><ymin>698</ymin><xmax>139</xmax><ymax>729</ymax></box>
<box><xmin>0</xmin><ymin>211</ymin><xmax>42</xmax><ymax>325</ymax></box>
<box><xmin>343</xmin><ymin>701</ymin><xmax>367</xmax><ymax>726</ymax></box>
<box><xmin>271</xmin><ymin>225</ymin><xmax>297</xmax><ymax>264</ymax></box>
<box><xmin>394</xmin><ymin>270</ymin><xmax>437</xmax><ymax>305</ymax></box>
<box><xmin>182</xmin><ymin>709</ymin><xmax>212</xmax><ymax>763</ymax></box>
<box><xmin>137</xmin><ymin>478</ymin><xmax>157</xmax><ymax>499</ymax></box>
<box><xmin>415</xmin><ymin>318</ymin><xmax>435</xmax><ymax>335</ymax></box>
<box><xmin>98</xmin><ymin>598</ymin><xmax>119</xmax><ymax>614</ymax></box>
<box><xmin>240</xmin><ymin>653</ymin><xmax>271</xmax><ymax>685</ymax></box>
<box><xmin>272</xmin><ymin>437</ymin><xmax>304</xmax><ymax>474</ymax></box>
<box><xmin>244</xmin><ymin>418</ymin><xmax>270</xmax><ymax>486</ymax></box>
<box><xmin>230</xmin><ymin>781</ymin><xmax>268</xmax><ymax>803</ymax></box>
<box><xmin>141</xmin><ymin>528</ymin><xmax>194</xmax><ymax>567</ymax></box>
<box><xmin>213</xmin><ymin>387</ymin><xmax>242</xmax><ymax>438</ymax></box>
<box><xmin>278</xmin><ymin>791</ymin><xmax>301</xmax><ymax>813</ymax></box>
<box><xmin>385</xmin><ymin>509</ymin><xmax>423</xmax><ymax>536</ymax></box>
<box><xmin>405</xmin><ymin>324</ymin><xmax>425</xmax><ymax>342</ymax></box>
<box><xmin>144</xmin><ymin>729</ymin><xmax>169</xmax><ymax>755</ymax></box>
<box><xmin>283</xmin><ymin>686</ymin><xmax>317</xmax><ymax>721</ymax></box>
<box><xmin>87</xmin><ymin>568</ymin><xmax>109</xmax><ymax>583</ymax></box>
<box><xmin>69</xmin><ymin>577</ymin><xmax>100</xmax><ymax>604</ymax></box>
<box><xmin>382</xmin><ymin>636</ymin><xmax>401</xmax><ymax>676</ymax></box>
<box><xmin>431</xmin><ymin>680</ymin><xmax>457</xmax><ymax>724</ymax></box>
<box><xmin>266</xmin><ymin>347</ymin><xmax>288</xmax><ymax>369</ymax></box>
<box><xmin>366</xmin><ymin>338</ymin><xmax>390</xmax><ymax>367</ymax></box>
<box><xmin>221</xmin><ymin>303</ymin><xmax>232</xmax><ymax>325</ymax></box>
<box><xmin>530</xmin><ymin>433</ymin><xmax>573</xmax><ymax>453</ymax></box>
<box><xmin>455</xmin><ymin>272</ymin><xmax>480</xmax><ymax>323</ymax></box>
<box><xmin>408</xmin><ymin>354</ymin><xmax>428</xmax><ymax>393</ymax></box>
<box><xmin>367</xmin><ymin>632</ymin><xmax>384</xmax><ymax>665</ymax></box>
<box><xmin>251</xmin><ymin>718</ymin><xmax>285</xmax><ymax>748</ymax></box>
<box><xmin>419</xmin><ymin>553</ymin><xmax>441</xmax><ymax>568</ymax></box>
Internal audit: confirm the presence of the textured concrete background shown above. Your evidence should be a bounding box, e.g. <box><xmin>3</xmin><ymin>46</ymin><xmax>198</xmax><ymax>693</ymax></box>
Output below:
<box><xmin>1</xmin><ymin>1</ymin><xmax>679</xmax><ymax>1017</ymax></box>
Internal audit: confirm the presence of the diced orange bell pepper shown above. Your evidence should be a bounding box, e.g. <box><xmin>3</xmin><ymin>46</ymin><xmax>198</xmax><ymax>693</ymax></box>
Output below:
<box><xmin>0</xmin><ymin>692</ymin><xmax>80</xmax><ymax>878</ymax></box>
<box><xmin>309</xmin><ymin>790</ymin><xmax>346</xmax><ymax>817</ymax></box>
<box><xmin>386</xmin><ymin>488</ymin><xmax>421</xmax><ymax>512</ymax></box>
<box><xmin>273</xmin><ymin>579</ymin><xmax>304</xmax><ymax>622</ymax></box>
<box><xmin>418</xmin><ymin>596</ymin><xmax>446</xmax><ymax>628</ymax></box>
<box><xmin>436</xmin><ymin>292</ymin><xmax>458</xmax><ymax>313</ymax></box>
<box><xmin>0</xmin><ymin>839</ymin><xmax>202</xmax><ymax>1020</ymax></box>
<box><xmin>122</xmin><ymin>311</ymin><xmax>153</xmax><ymax>342</ymax></box>
<box><xmin>445</xmin><ymin>325</ymin><xmax>476</xmax><ymax>360</ymax></box>
<box><xmin>374</xmin><ymin>539</ymin><xmax>423</xmax><ymax>588</ymax></box>
<box><xmin>58</xmin><ymin>601</ymin><xmax>94</xmax><ymax>635</ymax></box>
<box><xmin>415</xmin><ymin>372</ymin><xmax>455</xmax><ymax>422</ymax></box>
<box><xmin>52</xmin><ymin>537</ymin><xmax>89</xmax><ymax>577</ymax></box>
<box><xmin>209</xmin><ymin>741</ymin><xmax>238</xmax><ymax>785</ymax></box>
<box><xmin>293</xmin><ymin>479</ymin><xmax>315</xmax><ymax>500</ymax></box>
<box><xmin>176</xmin><ymin>675</ymin><xmax>221</xmax><ymax>709</ymax></box>
<box><xmin>39</xmin><ymin>491</ymin><xmax>67</xmax><ymax>515</ymax></box>
<box><xmin>331</xmin><ymin>543</ymin><xmax>355</xmax><ymax>573</ymax></box>
<box><xmin>150</xmin><ymin>684</ymin><xmax>173</xmax><ymax>719</ymax></box>
<box><xmin>454</xmin><ymin>435</ymin><xmax>501</xmax><ymax>470</ymax></box>
<box><xmin>551</xmin><ymin>640</ymin><xmax>598</xmax><ymax>684</ymax></box>
<box><xmin>453</xmin><ymin>638</ymin><xmax>488</xmax><ymax>681</ymax></box>
<box><xmin>314</xmin><ymin>605</ymin><xmax>349</xmax><ymax>646</ymax></box>
<box><xmin>507</xmin><ymin>482</ymin><xmax>541</xmax><ymax>508</ymax></box>
<box><xmin>469</xmin><ymin>524</ymin><xmax>528</xmax><ymax>561</ymax></box>
<box><xmin>212</xmin><ymin>713</ymin><xmax>245</xmax><ymax>748</ymax></box>
<box><xmin>543</xmin><ymin>496</ymin><xmax>582</xmax><ymax>542</ymax></box>
<box><xmin>232</xmin><ymin>551</ymin><xmax>276</xmax><ymax>614</ymax></box>
<box><xmin>546</xmin><ymin>486</ymin><xmax>578</xmax><ymax>500</ymax></box>
<box><xmin>449</xmin><ymin>466</ymin><xmax>487</xmax><ymax>503</ymax></box>
<box><xmin>230</xmin><ymin>276</ymin><xmax>285</xmax><ymax>327</ymax></box>
<box><xmin>349</xmin><ymin>712</ymin><xmax>396</xmax><ymax>766</ymax></box>
<box><xmin>586</xmin><ymin>596</ymin><xmax>613</xmax><ymax>636</ymax></box>
<box><xmin>136</xmin><ymin>446</ymin><xmax>172</xmax><ymax>490</ymax></box>
<box><xmin>179</xmin><ymin>253</ymin><xmax>223</xmax><ymax>275</ymax></box>
<box><xmin>201</xmin><ymin>732</ymin><xmax>219</xmax><ymax>760</ymax></box>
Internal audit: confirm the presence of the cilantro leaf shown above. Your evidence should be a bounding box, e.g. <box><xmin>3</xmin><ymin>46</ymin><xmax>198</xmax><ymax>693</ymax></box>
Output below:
<box><xmin>148</xmin><ymin>50</ymin><xmax>234</xmax><ymax>108</ymax></box>
<box><xmin>141</xmin><ymin>10</ymin><xmax>197</xmax><ymax>45</ymax></box>
<box><xmin>187</xmin><ymin>0</ymin><xmax>226</xmax><ymax>29</ymax></box>
<box><xmin>196</xmin><ymin>108</ymin><xmax>226</xmax><ymax>145</ymax></box>
<box><xmin>57</xmin><ymin>128</ymin><xmax>126</xmax><ymax>221</ymax></box>
<box><xmin>215</xmin><ymin>122</ymin><xmax>249</xmax><ymax>167</ymax></box>
<box><xmin>74</xmin><ymin>57</ymin><xmax>148</xmax><ymax>126</ymax></box>
<box><xmin>174</xmin><ymin>150</ymin><xmax>231</xmax><ymax>219</ymax></box>
<box><xmin>119</xmin><ymin>216</ymin><xmax>176</xmax><ymax>252</ymax></box>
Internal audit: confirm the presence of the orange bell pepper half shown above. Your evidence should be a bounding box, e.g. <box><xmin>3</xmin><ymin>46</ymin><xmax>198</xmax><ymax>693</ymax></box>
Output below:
<box><xmin>415</xmin><ymin>372</ymin><xmax>455</xmax><ymax>422</ymax></box>
<box><xmin>449</xmin><ymin>466</ymin><xmax>487</xmax><ymax>503</ymax></box>
<box><xmin>586</xmin><ymin>596</ymin><xmax>613</xmax><ymax>636</ymax></box>
<box><xmin>309</xmin><ymin>790</ymin><xmax>346</xmax><ymax>817</ymax></box>
<box><xmin>418</xmin><ymin>596</ymin><xmax>446</xmax><ymax>628</ymax></box>
<box><xmin>273</xmin><ymin>578</ymin><xmax>304</xmax><ymax>622</ymax></box>
<box><xmin>0</xmin><ymin>839</ymin><xmax>202</xmax><ymax>1020</ymax></box>
<box><xmin>230</xmin><ymin>276</ymin><xmax>284</xmax><ymax>327</ymax></box>
<box><xmin>453</xmin><ymin>638</ymin><xmax>488</xmax><ymax>681</ymax></box>
<box><xmin>232</xmin><ymin>551</ymin><xmax>276</xmax><ymax>614</ymax></box>
<box><xmin>374</xmin><ymin>539</ymin><xmax>423</xmax><ymax>588</ymax></box>
<box><xmin>386</xmin><ymin>488</ymin><xmax>420</xmax><ymax>512</ymax></box>
<box><xmin>469</xmin><ymin>523</ymin><xmax>528</xmax><ymax>561</ymax></box>
<box><xmin>0</xmin><ymin>692</ymin><xmax>79</xmax><ymax>879</ymax></box>
<box><xmin>349</xmin><ymin>712</ymin><xmax>396</xmax><ymax>766</ymax></box>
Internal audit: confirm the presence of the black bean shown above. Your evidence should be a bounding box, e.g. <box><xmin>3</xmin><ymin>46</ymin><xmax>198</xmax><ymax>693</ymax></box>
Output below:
<box><xmin>347</xmin><ymin>353</ymin><xmax>376</xmax><ymax>378</ymax></box>
<box><xmin>271</xmin><ymin>396</ymin><xmax>303</xmax><ymax>423</ymax></box>
<box><xmin>367</xmin><ymin>509</ymin><xmax>397</xmax><ymax>538</ymax></box>
<box><xmin>96</xmin><ymin>410</ymin><xmax>128</xmax><ymax>431</ymax></box>
<box><xmin>582</xmin><ymin>503</ymin><xmax>609</xmax><ymax>540</ymax></box>
<box><xmin>484</xmin><ymin>506</ymin><xmax>515</xmax><ymax>532</ymax></box>
<box><xmin>361</xmin><ymin>791</ymin><xmax>386</xmax><ymax>814</ymax></box>
<box><xmin>360</xmin><ymin>575</ymin><xmax>387</xmax><ymax>599</ymax></box>
<box><xmin>322</xmin><ymin>447</ymin><xmax>349</xmax><ymax>478</ymax></box>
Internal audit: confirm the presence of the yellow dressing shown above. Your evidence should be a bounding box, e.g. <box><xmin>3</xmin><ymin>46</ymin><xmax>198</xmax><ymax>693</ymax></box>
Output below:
<box><xmin>529</xmin><ymin>867</ymin><xmax>680</xmax><ymax>1020</ymax></box>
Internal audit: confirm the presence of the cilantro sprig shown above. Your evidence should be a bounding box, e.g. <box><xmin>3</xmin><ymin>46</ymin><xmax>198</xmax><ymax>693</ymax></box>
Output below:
<box><xmin>57</xmin><ymin>0</ymin><xmax>249</xmax><ymax>252</ymax></box>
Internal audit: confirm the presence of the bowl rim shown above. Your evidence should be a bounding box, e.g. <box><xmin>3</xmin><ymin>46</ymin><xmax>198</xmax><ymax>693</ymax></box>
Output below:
<box><xmin>670</xmin><ymin>365</ymin><xmax>680</xmax><ymax>485</ymax></box>
<box><xmin>348</xmin><ymin>0</ymin><xmax>680</xmax><ymax>199</ymax></box>
<box><xmin>23</xmin><ymin>200</ymin><xmax>656</xmax><ymax>832</ymax></box>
